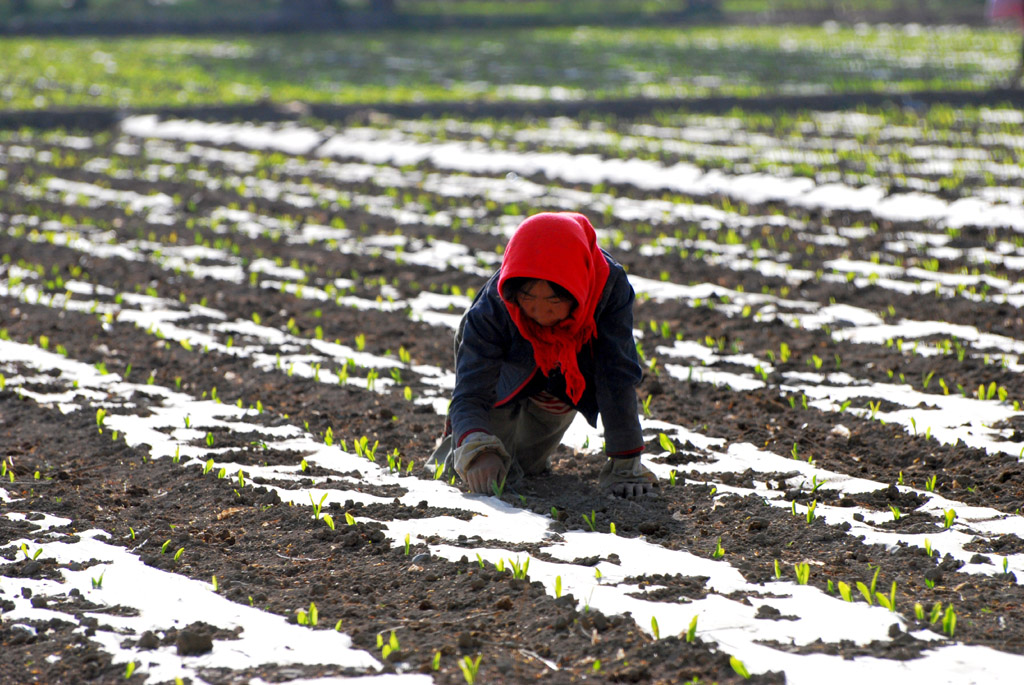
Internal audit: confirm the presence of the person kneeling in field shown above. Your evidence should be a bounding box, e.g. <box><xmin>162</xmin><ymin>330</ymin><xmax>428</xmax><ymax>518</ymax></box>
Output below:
<box><xmin>427</xmin><ymin>212</ymin><xmax>658</xmax><ymax>499</ymax></box>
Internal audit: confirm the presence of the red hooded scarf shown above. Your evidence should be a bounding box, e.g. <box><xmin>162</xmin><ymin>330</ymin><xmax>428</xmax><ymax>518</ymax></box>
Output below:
<box><xmin>498</xmin><ymin>212</ymin><xmax>610</xmax><ymax>404</ymax></box>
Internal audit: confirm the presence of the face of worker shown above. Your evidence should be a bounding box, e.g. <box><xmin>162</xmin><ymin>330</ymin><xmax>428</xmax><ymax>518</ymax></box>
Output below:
<box><xmin>516</xmin><ymin>280</ymin><xmax>573</xmax><ymax>327</ymax></box>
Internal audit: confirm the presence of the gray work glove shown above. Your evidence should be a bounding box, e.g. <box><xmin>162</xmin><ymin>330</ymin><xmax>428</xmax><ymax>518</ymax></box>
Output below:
<box><xmin>598</xmin><ymin>456</ymin><xmax>659</xmax><ymax>499</ymax></box>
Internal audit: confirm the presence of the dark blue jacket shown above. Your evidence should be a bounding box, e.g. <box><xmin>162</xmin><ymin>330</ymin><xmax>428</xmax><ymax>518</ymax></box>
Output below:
<box><xmin>450</xmin><ymin>251</ymin><xmax>644</xmax><ymax>457</ymax></box>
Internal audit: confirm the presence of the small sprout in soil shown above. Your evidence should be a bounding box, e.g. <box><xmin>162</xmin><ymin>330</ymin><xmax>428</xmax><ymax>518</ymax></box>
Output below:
<box><xmin>550</xmin><ymin>506</ymin><xmax>558</xmax><ymax>519</ymax></box>
<box><xmin>212</xmin><ymin>576</ymin><xmax>218</xmax><ymax>592</ymax></box>
<box><xmin>490</xmin><ymin>474</ymin><xmax>507</xmax><ymax>498</ymax></box>
<box><xmin>595</xmin><ymin>568</ymin><xmax>603</xmax><ymax>581</ymax></box>
<box><xmin>296</xmin><ymin>602</ymin><xmax>319</xmax><ymax>626</ymax></box>
<box><xmin>806</xmin><ymin>500</ymin><xmax>817</xmax><ymax>524</ymax></box>
<box><xmin>91</xmin><ymin>570</ymin><xmax>105</xmax><ymax>589</ymax></box>
<box><xmin>915</xmin><ymin>603</ymin><xmax>925</xmax><ymax>621</ymax></box>
<box><xmin>641</xmin><ymin>395</ymin><xmax>653</xmax><ymax>417</ymax></box>
<box><xmin>890</xmin><ymin>505</ymin><xmax>901</xmax><ymax>521</ymax></box>
<box><xmin>1003</xmin><ymin>557</ymin><xmax>1010</xmax><ymax>575</ymax></box>
<box><xmin>323</xmin><ymin>514</ymin><xmax>335</xmax><ymax>530</ymax></box>
<box><xmin>300</xmin><ymin>458</ymin><xmax>308</xmax><ymax>472</ymax></box>
<box><xmin>857</xmin><ymin>581</ymin><xmax>873</xmax><ymax>605</ymax></box>
<box><xmin>203</xmin><ymin>459</ymin><xmax>214</xmax><ymax>475</ymax></box>
<box><xmin>774</xmin><ymin>559</ymin><xmax>782</xmax><ymax>579</ymax></box>
<box><xmin>651</xmin><ymin>616</ymin><xmax>660</xmax><ymax>640</ymax></box>
<box><xmin>658</xmin><ymin>432</ymin><xmax>676</xmax><ymax>454</ymax></box>
<box><xmin>685</xmin><ymin>615</ymin><xmax>698</xmax><ymax>643</ymax></box>
<box><xmin>459</xmin><ymin>655</ymin><xmax>482</xmax><ymax>685</ymax></box>
<box><xmin>876</xmin><ymin>581</ymin><xmax>897</xmax><ymax>612</ymax></box>
<box><xmin>344</xmin><ymin>512</ymin><xmax>356</xmax><ymax>526</ymax></box>
<box><xmin>925</xmin><ymin>577</ymin><xmax>936</xmax><ymax>589</ymax></box>
<box><xmin>669</xmin><ymin>470</ymin><xmax>677</xmax><ymax>486</ymax></box>
<box><xmin>794</xmin><ymin>563</ymin><xmax>810</xmax><ymax>585</ymax></box>
<box><xmin>325</xmin><ymin>427</ymin><xmax>334</xmax><ymax>446</ymax></box>
<box><xmin>432</xmin><ymin>651</ymin><xmax>441</xmax><ymax>670</ymax></box>
<box><xmin>95</xmin><ymin>408</ymin><xmax>107</xmax><ymax>432</ymax></box>
<box><xmin>827</xmin><ymin>579</ymin><xmax>835</xmax><ymax>594</ymax></box>
<box><xmin>161</xmin><ymin>540</ymin><xmax>171</xmax><ymax>554</ymax></box>
<box><xmin>476</xmin><ymin>554</ymin><xmax>485</xmax><ymax>569</ymax></box>
<box><xmin>174</xmin><ymin>547</ymin><xmax>185</xmax><ymax>562</ymax></box>
<box><xmin>380</xmin><ymin>630</ymin><xmax>400</xmax><ymax>660</ymax></box>
<box><xmin>582</xmin><ymin>510</ymin><xmax>597</xmax><ymax>532</ymax></box>
<box><xmin>925</xmin><ymin>475</ymin><xmax>937</xmax><ymax>492</ymax></box>
<box><xmin>610</xmin><ymin>522</ymin><xmax>617</xmax><ymax>535</ymax></box>
<box><xmin>404</xmin><ymin>534</ymin><xmax>410</xmax><ymax>555</ymax></box>
<box><xmin>711</xmin><ymin>538</ymin><xmax>725</xmax><ymax>560</ymax></box>
<box><xmin>508</xmin><ymin>557</ymin><xmax>530</xmax><ymax>580</ymax></box>
<box><xmin>433</xmin><ymin>462</ymin><xmax>445</xmax><ymax>480</ymax></box>
<box><xmin>554</xmin><ymin>575</ymin><xmax>562</xmax><ymax>598</ymax></box>
<box><xmin>216</xmin><ymin>467</ymin><xmax>226</xmax><ymax>479</ymax></box>
<box><xmin>838</xmin><ymin>581</ymin><xmax>853</xmax><ymax>602</ymax></box>
<box><xmin>205</xmin><ymin>432</ymin><xmax>214</xmax><ymax>448</ymax></box>
<box><xmin>924</xmin><ymin>538</ymin><xmax>933</xmax><ymax>557</ymax></box>
<box><xmin>943</xmin><ymin>604</ymin><xmax>957</xmax><ymax>637</ymax></box>
<box><xmin>310</xmin><ymin>492</ymin><xmax>328</xmax><ymax>520</ymax></box>
<box><xmin>125</xmin><ymin>661</ymin><xmax>137</xmax><ymax>679</ymax></box>
<box><xmin>730</xmin><ymin>655</ymin><xmax>751</xmax><ymax>679</ymax></box>
<box><xmin>335</xmin><ymin>620</ymin><xmax>343</xmax><ymax>631</ymax></box>
<box><xmin>810</xmin><ymin>475</ymin><xmax>825</xmax><ymax>494</ymax></box>
<box><xmin>592</xmin><ymin>660</ymin><xmax>601</xmax><ymax>672</ymax></box>
<box><xmin>944</xmin><ymin>509</ymin><xmax>956</xmax><ymax>529</ymax></box>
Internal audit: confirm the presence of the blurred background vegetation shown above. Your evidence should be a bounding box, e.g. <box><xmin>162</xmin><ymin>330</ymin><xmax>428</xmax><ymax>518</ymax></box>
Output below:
<box><xmin>0</xmin><ymin>0</ymin><xmax>992</xmax><ymax>28</ymax></box>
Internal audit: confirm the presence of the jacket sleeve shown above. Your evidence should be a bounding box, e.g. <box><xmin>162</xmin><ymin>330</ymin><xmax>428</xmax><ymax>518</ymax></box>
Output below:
<box><xmin>449</xmin><ymin>275</ymin><xmax>508</xmax><ymax>445</ymax></box>
<box><xmin>592</xmin><ymin>266</ymin><xmax>644</xmax><ymax>457</ymax></box>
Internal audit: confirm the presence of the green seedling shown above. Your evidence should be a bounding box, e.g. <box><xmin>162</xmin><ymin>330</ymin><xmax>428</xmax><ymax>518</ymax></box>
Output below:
<box><xmin>582</xmin><ymin>510</ymin><xmax>597</xmax><ymax>532</ymax></box>
<box><xmin>205</xmin><ymin>432</ymin><xmax>214</xmax><ymax>448</ymax></box>
<box><xmin>174</xmin><ymin>547</ymin><xmax>185</xmax><ymax>561</ymax></box>
<box><xmin>658</xmin><ymin>432</ymin><xmax>676</xmax><ymax>454</ymax></box>
<box><xmin>806</xmin><ymin>500</ymin><xmax>817</xmax><ymax>524</ymax></box>
<box><xmin>125</xmin><ymin>661</ymin><xmax>137</xmax><ymax>679</ymax></box>
<box><xmin>610</xmin><ymin>522</ymin><xmax>617</xmax><ymax>535</ymax></box>
<box><xmin>669</xmin><ymin>470</ymin><xmax>677</xmax><ymax>486</ymax></box>
<box><xmin>554</xmin><ymin>575</ymin><xmax>562</xmax><ymax>598</ymax></box>
<box><xmin>323</xmin><ymin>514</ymin><xmax>335</xmax><ymax>531</ymax></box>
<box><xmin>856</xmin><ymin>581</ymin><xmax>873</xmax><ymax>605</ymax></box>
<box><xmin>212</xmin><ymin>576</ymin><xmax>218</xmax><ymax>592</ymax></box>
<box><xmin>310</xmin><ymin>492</ymin><xmax>328</xmax><ymax>520</ymax></box>
<box><xmin>433</xmin><ymin>461</ymin><xmax>445</xmax><ymax>480</ymax></box>
<box><xmin>344</xmin><ymin>512</ymin><xmax>356</xmax><ymax>526</ymax></box>
<box><xmin>915</xmin><ymin>603</ymin><xmax>925</xmax><ymax>621</ymax></box>
<box><xmin>711</xmin><ymin>538</ymin><xmax>725</xmax><ymax>560</ymax></box>
<box><xmin>925</xmin><ymin>474</ymin><xmax>937</xmax><ymax>492</ymax></box>
<box><xmin>944</xmin><ymin>509</ymin><xmax>956</xmax><ymax>529</ymax></box>
<box><xmin>508</xmin><ymin>557</ymin><xmax>530</xmax><ymax>580</ymax></box>
<box><xmin>838</xmin><ymin>581</ymin><xmax>853</xmax><ymax>602</ymax></box>
<box><xmin>202</xmin><ymin>458</ymin><xmax>214</xmax><ymax>475</ymax></box>
<box><xmin>651</xmin><ymin>616</ymin><xmax>660</xmax><ymax>640</ymax></box>
<box><xmin>685</xmin><ymin>615</ymin><xmax>698</xmax><ymax>643</ymax></box>
<box><xmin>943</xmin><ymin>604</ymin><xmax>957</xmax><ymax>637</ymax></box>
<box><xmin>404</xmin><ymin>534</ymin><xmax>411</xmax><ymax>555</ymax></box>
<box><xmin>476</xmin><ymin>553</ymin><xmax>485</xmax><ymax>569</ymax></box>
<box><xmin>297</xmin><ymin>601</ymin><xmax>319</xmax><ymax>626</ymax></box>
<box><xmin>876</xmin><ymin>581</ymin><xmax>897</xmax><ymax>612</ymax></box>
<box><xmin>641</xmin><ymin>395</ymin><xmax>653</xmax><ymax>417</ymax></box>
<box><xmin>380</xmin><ymin>630</ymin><xmax>400</xmax><ymax>659</ymax></box>
<box><xmin>890</xmin><ymin>505</ymin><xmax>901</xmax><ymax>521</ymax></box>
<box><xmin>459</xmin><ymin>655</ymin><xmax>482</xmax><ymax>685</ymax></box>
<box><xmin>730</xmin><ymin>655</ymin><xmax>751</xmax><ymax>679</ymax></box>
<box><xmin>160</xmin><ymin>539</ymin><xmax>171</xmax><ymax>554</ymax></box>
<box><xmin>95</xmin><ymin>408</ymin><xmax>107</xmax><ymax>432</ymax></box>
<box><xmin>490</xmin><ymin>474</ymin><xmax>507</xmax><ymax>498</ymax></box>
<box><xmin>794</xmin><ymin>562</ymin><xmax>810</xmax><ymax>585</ymax></box>
<box><xmin>432</xmin><ymin>651</ymin><xmax>442</xmax><ymax>671</ymax></box>
<box><xmin>91</xmin><ymin>570</ymin><xmax>105</xmax><ymax>589</ymax></box>
<box><xmin>930</xmin><ymin>601</ymin><xmax>943</xmax><ymax>624</ymax></box>
<box><xmin>774</xmin><ymin>559</ymin><xmax>782</xmax><ymax>579</ymax></box>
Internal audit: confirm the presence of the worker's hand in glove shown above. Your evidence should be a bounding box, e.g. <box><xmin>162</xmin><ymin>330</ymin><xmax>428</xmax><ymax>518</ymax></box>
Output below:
<box><xmin>465</xmin><ymin>449</ymin><xmax>507</xmax><ymax>494</ymax></box>
<box><xmin>598</xmin><ymin>456</ymin><xmax>659</xmax><ymax>499</ymax></box>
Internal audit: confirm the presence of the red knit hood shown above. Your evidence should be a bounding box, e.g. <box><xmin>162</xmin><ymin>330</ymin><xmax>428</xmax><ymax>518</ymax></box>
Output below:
<box><xmin>498</xmin><ymin>212</ymin><xmax>610</xmax><ymax>403</ymax></box>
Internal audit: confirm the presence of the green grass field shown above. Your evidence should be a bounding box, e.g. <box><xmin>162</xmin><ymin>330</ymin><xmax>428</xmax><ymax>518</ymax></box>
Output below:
<box><xmin>1</xmin><ymin>22</ymin><xmax>1018</xmax><ymax>111</ymax></box>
